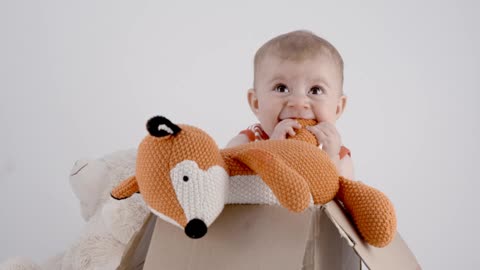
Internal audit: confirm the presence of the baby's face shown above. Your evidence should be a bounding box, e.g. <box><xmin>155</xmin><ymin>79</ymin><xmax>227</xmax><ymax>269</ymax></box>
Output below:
<box><xmin>249</xmin><ymin>53</ymin><xmax>346</xmax><ymax>136</ymax></box>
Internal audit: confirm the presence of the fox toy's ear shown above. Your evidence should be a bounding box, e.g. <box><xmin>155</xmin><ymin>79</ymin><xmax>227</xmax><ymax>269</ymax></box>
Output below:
<box><xmin>146</xmin><ymin>116</ymin><xmax>182</xmax><ymax>137</ymax></box>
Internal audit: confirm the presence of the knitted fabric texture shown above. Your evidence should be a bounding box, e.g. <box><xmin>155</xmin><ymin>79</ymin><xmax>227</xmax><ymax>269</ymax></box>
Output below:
<box><xmin>111</xmin><ymin>116</ymin><xmax>397</xmax><ymax>247</ymax></box>
<box><xmin>227</xmin><ymin>175</ymin><xmax>280</xmax><ymax>205</ymax></box>
<box><xmin>336</xmin><ymin>177</ymin><xmax>397</xmax><ymax>247</ymax></box>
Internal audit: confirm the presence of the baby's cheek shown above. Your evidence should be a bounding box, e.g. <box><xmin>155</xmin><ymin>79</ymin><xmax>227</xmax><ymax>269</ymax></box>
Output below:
<box><xmin>313</xmin><ymin>108</ymin><xmax>335</xmax><ymax>123</ymax></box>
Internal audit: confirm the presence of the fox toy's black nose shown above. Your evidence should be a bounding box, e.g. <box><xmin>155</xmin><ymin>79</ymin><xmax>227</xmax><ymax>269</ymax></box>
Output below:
<box><xmin>185</xmin><ymin>218</ymin><xmax>207</xmax><ymax>239</ymax></box>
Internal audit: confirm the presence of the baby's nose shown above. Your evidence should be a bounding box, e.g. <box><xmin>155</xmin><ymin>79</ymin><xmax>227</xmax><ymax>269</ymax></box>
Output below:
<box><xmin>287</xmin><ymin>94</ymin><xmax>310</xmax><ymax>109</ymax></box>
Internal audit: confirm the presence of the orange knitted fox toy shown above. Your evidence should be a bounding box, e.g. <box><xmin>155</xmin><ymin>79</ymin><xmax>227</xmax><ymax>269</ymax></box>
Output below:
<box><xmin>111</xmin><ymin>116</ymin><xmax>396</xmax><ymax>247</ymax></box>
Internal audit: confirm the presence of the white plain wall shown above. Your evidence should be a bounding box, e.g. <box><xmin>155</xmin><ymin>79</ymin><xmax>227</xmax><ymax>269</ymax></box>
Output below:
<box><xmin>1</xmin><ymin>1</ymin><xmax>479</xmax><ymax>269</ymax></box>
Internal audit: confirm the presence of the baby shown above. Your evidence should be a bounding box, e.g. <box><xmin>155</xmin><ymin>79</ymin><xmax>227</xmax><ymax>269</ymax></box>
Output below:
<box><xmin>227</xmin><ymin>30</ymin><xmax>354</xmax><ymax>179</ymax></box>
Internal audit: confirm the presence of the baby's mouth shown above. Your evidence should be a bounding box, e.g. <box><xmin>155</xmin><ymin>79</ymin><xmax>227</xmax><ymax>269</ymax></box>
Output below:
<box><xmin>278</xmin><ymin>117</ymin><xmax>318</xmax><ymax>127</ymax></box>
<box><xmin>279</xmin><ymin>117</ymin><xmax>315</xmax><ymax>121</ymax></box>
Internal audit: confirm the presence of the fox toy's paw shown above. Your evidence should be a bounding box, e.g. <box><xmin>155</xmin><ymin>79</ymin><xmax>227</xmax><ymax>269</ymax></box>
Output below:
<box><xmin>111</xmin><ymin>176</ymin><xmax>139</xmax><ymax>200</ymax></box>
<box><xmin>336</xmin><ymin>177</ymin><xmax>397</xmax><ymax>247</ymax></box>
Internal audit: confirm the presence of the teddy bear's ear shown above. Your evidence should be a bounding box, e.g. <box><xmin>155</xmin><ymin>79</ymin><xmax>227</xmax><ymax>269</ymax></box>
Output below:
<box><xmin>146</xmin><ymin>116</ymin><xmax>182</xmax><ymax>137</ymax></box>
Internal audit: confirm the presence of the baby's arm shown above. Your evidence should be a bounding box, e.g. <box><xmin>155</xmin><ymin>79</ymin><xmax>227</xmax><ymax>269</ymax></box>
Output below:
<box><xmin>226</xmin><ymin>134</ymin><xmax>250</xmax><ymax>148</ymax></box>
<box><xmin>305</xmin><ymin>122</ymin><xmax>355</xmax><ymax>179</ymax></box>
<box><xmin>338</xmin><ymin>154</ymin><xmax>355</xmax><ymax>180</ymax></box>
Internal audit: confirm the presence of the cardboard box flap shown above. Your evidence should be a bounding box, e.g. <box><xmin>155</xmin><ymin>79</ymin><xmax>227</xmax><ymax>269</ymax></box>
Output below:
<box><xmin>117</xmin><ymin>213</ymin><xmax>156</xmax><ymax>270</ymax></box>
<box><xmin>118</xmin><ymin>202</ymin><xmax>419</xmax><ymax>270</ymax></box>
<box><xmin>143</xmin><ymin>205</ymin><xmax>314</xmax><ymax>270</ymax></box>
<box><xmin>323</xmin><ymin>201</ymin><xmax>422</xmax><ymax>270</ymax></box>
<box><xmin>303</xmin><ymin>205</ymin><xmax>360</xmax><ymax>270</ymax></box>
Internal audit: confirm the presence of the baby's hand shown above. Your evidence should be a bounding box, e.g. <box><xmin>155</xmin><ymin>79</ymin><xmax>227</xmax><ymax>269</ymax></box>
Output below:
<box><xmin>307</xmin><ymin>122</ymin><xmax>342</xmax><ymax>161</ymax></box>
<box><xmin>270</xmin><ymin>119</ymin><xmax>302</xmax><ymax>140</ymax></box>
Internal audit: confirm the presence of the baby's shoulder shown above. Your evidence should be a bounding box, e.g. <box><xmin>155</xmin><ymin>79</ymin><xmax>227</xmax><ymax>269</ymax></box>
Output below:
<box><xmin>226</xmin><ymin>133</ymin><xmax>251</xmax><ymax>148</ymax></box>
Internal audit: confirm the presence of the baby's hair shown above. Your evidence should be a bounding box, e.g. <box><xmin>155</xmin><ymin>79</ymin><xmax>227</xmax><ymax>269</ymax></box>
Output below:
<box><xmin>254</xmin><ymin>30</ymin><xmax>344</xmax><ymax>89</ymax></box>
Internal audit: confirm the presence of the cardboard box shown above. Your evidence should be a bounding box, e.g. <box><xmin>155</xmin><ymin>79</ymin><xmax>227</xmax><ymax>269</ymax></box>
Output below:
<box><xmin>118</xmin><ymin>201</ymin><xmax>420</xmax><ymax>270</ymax></box>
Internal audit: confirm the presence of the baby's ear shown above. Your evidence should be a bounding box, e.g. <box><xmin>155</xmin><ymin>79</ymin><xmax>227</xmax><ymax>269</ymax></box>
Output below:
<box><xmin>335</xmin><ymin>95</ymin><xmax>347</xmax><ymax>120</ymax></box>
<box><xmin>247</xmin><ymin>88</ymin><xmax>259</xmax><ymax>115</ymax></box>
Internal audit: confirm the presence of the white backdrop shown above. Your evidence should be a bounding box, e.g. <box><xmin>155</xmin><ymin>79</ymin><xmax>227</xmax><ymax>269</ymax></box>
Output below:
<box><xmin>1</xmin><ymin>1</ymin><xmax>479</xmax><ymax>269</ymax></box>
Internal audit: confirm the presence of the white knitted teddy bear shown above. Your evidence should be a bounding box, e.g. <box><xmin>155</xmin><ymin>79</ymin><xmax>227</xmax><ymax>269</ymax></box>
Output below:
<box><xmin>0</xmin><ymin>150</ymin><xmax>149</xmax><ymax>270</ymax></box>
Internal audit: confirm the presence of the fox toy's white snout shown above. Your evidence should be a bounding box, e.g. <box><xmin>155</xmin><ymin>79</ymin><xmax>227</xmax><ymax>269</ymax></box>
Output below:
<box><xmin>170</xmin><ymin>160</ymin><xmax>229</xmax><ymax>238</ymax></box>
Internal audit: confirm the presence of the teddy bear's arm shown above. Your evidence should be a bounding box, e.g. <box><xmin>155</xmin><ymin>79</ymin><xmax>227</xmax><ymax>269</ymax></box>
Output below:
<box><xmin>232</xmin><ymin>148</ymin><xmax>311</xmax><ymax>212</ymax></box>
<box><xmin>111</xmin><ymin>176</ymin><xmax>139</xmax><ymax>200</ymax></box>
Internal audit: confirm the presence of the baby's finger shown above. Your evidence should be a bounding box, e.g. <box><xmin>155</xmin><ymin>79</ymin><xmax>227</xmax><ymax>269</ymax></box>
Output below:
<box><xmin>317</xmin><ymin>122</ymin><xmax>333</xmax><ymax>134</ymax></box>
<box><xmin>307</xmin><ymin>126</ymin><xmax>328</xmax><ymax>141</ymax></box>
<box><xmin>313</xmin><ymin>125</ymin><xmax>329</xmax><ymax>138</ymax></box>
<box><xmin>287</xmin><ymin>127</ymin><xmax>296</xmax><ymax>136</ymax></box>
<box><xmin>321</xmin><ymin>126</ymin><xmax>339</xmax><ymax>140</ymax></box>
<box><xmin>285</xmin><ymin>119</ymin><xmax>302</xmax><ymax>129</ymax></box>
<box><xmin>278</xmin><ymin>119</ymin><xmax>300</xmax><ymax>129</ymax></box>
<box><xmin>306</xmin><ymin>126</ymin><xmax>326</xmax><ymax>149</ymax></box>
<box><xmin>323</xmin><ymin>122</ymin><xmax>341</xmax><ymax>137</ymax></box>
<box><xmin>322</xmin><ymin>124</ymin><xmax>342</xmax><ymax>142</ymax></box>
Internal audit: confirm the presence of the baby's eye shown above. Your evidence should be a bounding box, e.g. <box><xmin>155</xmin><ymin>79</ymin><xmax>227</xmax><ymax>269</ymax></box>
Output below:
<box><xmin>274</xmin><ymin>84</ymin><xmax>289</xmax><ymax>93</ymax></box>
<box><xmin>309</xmin><ymin>86</ymin><xmax>325</xmax><ymax>95</ymax></box>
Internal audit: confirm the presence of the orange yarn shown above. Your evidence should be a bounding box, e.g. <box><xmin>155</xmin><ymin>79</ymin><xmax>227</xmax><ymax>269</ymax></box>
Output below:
<box><xmin>111</xmin><ymin>117</ymin><xmax>397</xmax><ymax>247</ymax></box>
<box><xmin>336</xmin><ymin>177</ymin><xmax>397</xmax><ymax>247</ymax></box>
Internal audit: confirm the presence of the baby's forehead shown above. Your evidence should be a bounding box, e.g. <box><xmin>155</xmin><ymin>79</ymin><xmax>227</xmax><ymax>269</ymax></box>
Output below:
<box><xmin>257</xmin><ymin>44</ymin><xmax>340</xmax><ymax>65</ymax></box>
<box><xmin>264</xmin><ymin>47</ymin><xmax>336</xmax><ymax>66</ymax></box>
<box><xmin>256</xmin><ymin>52</ymin><xmax>342</xmax><ymax>79</ymax></box>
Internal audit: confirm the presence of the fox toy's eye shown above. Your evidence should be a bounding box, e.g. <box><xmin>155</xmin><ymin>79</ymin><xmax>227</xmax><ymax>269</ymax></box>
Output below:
<box><xmin>274</xmin><ymin>84</ymin><xmax>289</xmax><ymax>93</ymax></box>
<box><xmin>309</xmin><ymin>86</ymin><xmax>325</xmax><ymax>95</ymax></box>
